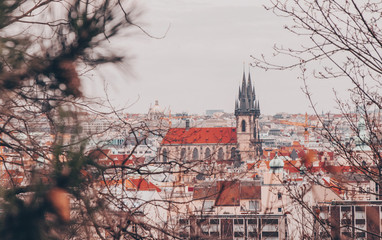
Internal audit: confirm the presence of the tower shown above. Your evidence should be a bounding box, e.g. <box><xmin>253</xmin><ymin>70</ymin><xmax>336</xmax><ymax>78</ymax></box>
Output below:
<box><xmin>235</xmin><ymin>69</ymin><xmax>262</xmax><ymax>160</ymax></box>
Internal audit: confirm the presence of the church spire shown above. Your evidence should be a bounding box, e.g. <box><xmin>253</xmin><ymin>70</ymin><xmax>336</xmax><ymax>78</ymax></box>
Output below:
<box><xmin>235</xmin><ymin>65</ymin><xmax>260</xmax><ymax>116</ymax></box>
<box><xmin>248</xmin><ymin>70</ymin><xmax>254</xmax><ymax>109</ymax></box>
<box><xmin>242</xmin><ymin>70</ymin><xmax>247</xmax><ymax>96</ymax></box>
<box><xmin>234</xmin><ymin>64</ymin><xmax>262</xmax><ymax>160</ymax></box>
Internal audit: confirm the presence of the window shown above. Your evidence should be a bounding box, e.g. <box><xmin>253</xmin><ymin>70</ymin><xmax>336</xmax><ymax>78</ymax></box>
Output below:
<box><xmin>205</xmin><ymin>148</ymin><xmax>211</xmax><ymax>159</ymax></box>
<box><xmin>181</xmin><ymin>148</ymin><xmax>186</xmax><ymax>162</ymax></box>
<box><xmin>217</xmin><ymin>147</ymin><xmax>224</xmax><ymax>160</ymax></box>
<box><xmin>278</xmin><ymin>192</ymin><xmax>282</xmax><ymax>200</ymax></box>
<box><xmin>162</xmin><ymin>148</ymin><xmax>168</xmax><ymax>162</ymax></box>
<box><xmin>192</xmin><ymin>148</ymin><xmax>199</xmax><ymax>160</ymax></box>
<box><xmin>210</xmin><ymin>219</ymin><xmax>219</xmax><ymax>224</ymax></box>
<box><xmin>234</xmin><ymin>219</ymin><xmax>244</xmax><ymax>237</ymax></box>
<box><xmin>203</xmin><ymin>200</ymin><xmax>214</xmax><ymax>212</ymax></box>
<box><xmin>249</xmin><ymin>200</ymin><xmax>260</xmax><ymax>211</ymax></box>
<box><xmin>230</xmin><ymin>147</ymin><xmax>236</xmax><ymax>160</ymax></box>
<box><xmin>241</xmin><ymin>120</ymin><xmax>246</xmax><ymax>132</ymax></box>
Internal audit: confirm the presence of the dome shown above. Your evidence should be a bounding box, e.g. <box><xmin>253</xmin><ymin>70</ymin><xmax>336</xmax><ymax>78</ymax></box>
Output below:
<box><xmin>149</xmin><ymin>100</ymin><xmax>164</xmax><ymax>114</ymax></box>
<box><xmin>148</xmin><ymin>100</ymin><xmax>165</xmax><ymax>120</ymax></box>
<box><xmin>269</xmin><ymin>153</ymin><xmax>284</xmax><ymax>173</ymax></box>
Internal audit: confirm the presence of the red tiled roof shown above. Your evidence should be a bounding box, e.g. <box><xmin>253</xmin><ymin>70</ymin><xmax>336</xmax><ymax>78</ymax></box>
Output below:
<box><xmin>128</xmin><ymin>178</ymin><xmax>161</xmax><ymax>192</ymax></box>
<box><xmin>100</xmin><ymin>178</ymin><xmax>161</xmax><ymax>192</ymax></box>
<box><xmin>215</xmin><ymin>181</ymin><xmax>240</xmax><ymax>206</ymax></box>
<box><xmin>323</xmin><ymin>178</ymin><xmax>343</xmax><ymax>195</ymax></box>
<box><xmin>88</xmin><ymin>149</ymin><xmax>111</xmax><ymax>160</ymax></box>
<box><xmin>162</xmin><ymin>127</ymin><xmax>237</xmax><ymax>145</ymax></box>
<box><xmin>193</xmin><ymin>181</ymin><xmax>261</xmax><ymax>206</ymax></box>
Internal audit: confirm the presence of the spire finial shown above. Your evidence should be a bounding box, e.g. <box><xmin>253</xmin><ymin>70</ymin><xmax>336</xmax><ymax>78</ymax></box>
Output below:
<box><xmin>242</xmin><ymin>62</ymin><xmax>246</xmax><ymax>82</ymax></box>
<box><xmin>242</xmin><ymin>64</ymin><xmax>247</xmax><ymax>96</ymax></box>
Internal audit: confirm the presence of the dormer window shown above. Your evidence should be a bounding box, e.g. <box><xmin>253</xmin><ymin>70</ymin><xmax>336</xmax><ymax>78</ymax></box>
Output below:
<box><xmin>249</xmin><ymin>200</ymin><xmax>260</xmax><ymax>211</ymax></box>
<box><xmin>203</xmin><ymin>200</ymin><xmax>214</xmax><ymax>212</ymax></box>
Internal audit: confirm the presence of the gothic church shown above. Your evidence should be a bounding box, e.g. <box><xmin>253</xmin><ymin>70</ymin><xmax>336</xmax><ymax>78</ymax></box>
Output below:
<box><xmin>160</xmin><ymin>70</ymin><xmax>262</xmax><ymax>165</ymax></box>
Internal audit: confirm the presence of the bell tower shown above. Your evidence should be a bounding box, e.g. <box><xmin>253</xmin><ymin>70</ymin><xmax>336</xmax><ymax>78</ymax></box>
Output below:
<box><xmin>235</xmin><ymin>69</ymin><xmax>262</xmax><ymax>160</ymax></box>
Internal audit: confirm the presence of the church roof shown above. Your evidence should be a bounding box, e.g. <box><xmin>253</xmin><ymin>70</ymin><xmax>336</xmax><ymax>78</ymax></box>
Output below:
<box><xmin>161</xmin><ymin>127</ymin><xmax>237</xmax><ymax>145</ymax></box>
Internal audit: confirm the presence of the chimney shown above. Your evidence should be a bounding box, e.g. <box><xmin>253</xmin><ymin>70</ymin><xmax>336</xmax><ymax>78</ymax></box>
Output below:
<box><xmin>185</xmin><ymin>119</ymin><xmax>190</xmax><ymax>130</ymax></box>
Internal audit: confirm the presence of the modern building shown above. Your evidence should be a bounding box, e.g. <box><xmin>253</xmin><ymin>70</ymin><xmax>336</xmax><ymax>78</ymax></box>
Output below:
<box><xmin>315</xmin><ymin>201</ymin><xmax>382</xmax><ymax>239</ymax></box>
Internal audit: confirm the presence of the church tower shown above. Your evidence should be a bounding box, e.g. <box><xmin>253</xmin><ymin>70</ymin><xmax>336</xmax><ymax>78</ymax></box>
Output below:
<box><xmin>235</xmin><ymin>69</ymin><xmax>262</xmax><ymax>160</ymax></box>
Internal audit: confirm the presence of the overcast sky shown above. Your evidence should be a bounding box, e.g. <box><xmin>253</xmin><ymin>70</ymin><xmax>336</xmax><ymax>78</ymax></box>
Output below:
<box><xmin>82</xmin><ymin>0</ymin><xmax>352</xmax><ymax>115</ymax></box>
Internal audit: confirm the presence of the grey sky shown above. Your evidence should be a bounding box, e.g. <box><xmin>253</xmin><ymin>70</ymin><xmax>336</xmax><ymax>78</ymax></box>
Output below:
<box><xmin>82</xmin><ymin>0</ymin><xmax>352</xmax><ymax>115</ymax></box>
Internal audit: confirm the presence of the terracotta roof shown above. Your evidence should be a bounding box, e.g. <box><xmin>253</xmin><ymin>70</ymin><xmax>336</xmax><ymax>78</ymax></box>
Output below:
<box><xmin>100</xmin><ymin>178</ymin><xmax>161</xmax><ymax>192</ymax></box>
<box><xmin>215</xmin><ymin>181</ymin><xmax>240</xmax><ymax>206</ymax></box>
<box><xmin>193</xmin><ymin>181</ymin><xmax>261</xmax><ymax>206</ymax></box>
<box><xmin>193</xmin><ymin>186</ymin><xmax>218</xmax><ymax>201</ymax></box>
<box><xmin>162</xmin><ymin>127</ymin><xmax>237</xmax><ymax>145</ymax></box>
<box><xmin>323</xmin><ymin>178</ymin><xmax>343</xmax><ymax>195</ymax></box>
<box><xmin>128</xmin><ymin>178</ymin><xmax>161</xmax><ymax>192</ymax></box>
<box><xmin>240</xmin><ymin>182</ymin><xmax>261</xmax><ymax>200</ymax></box>
<box><xmin>88</xmin><ymin>149</ymin><xmax>110</xmax><ymax>160</ymax></box>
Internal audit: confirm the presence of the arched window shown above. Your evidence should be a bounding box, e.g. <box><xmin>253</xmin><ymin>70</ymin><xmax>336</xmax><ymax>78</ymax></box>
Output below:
<box><xmin>181</xmin><ymin>148</ymin><xmax>186</xmax><ymax>162</ymax></box>
<box><xmin>205</xmin><ymin>148</ymin><xmax>211</xmax><ymax>159</ymax></box>
<box><xmin>254</xmin><ymin>127</ymin><xmax>257</xmax><ymax>138</ymax></box>
<box><xmin>231</xmin><ymin>147</ymin><xmax>236</xmax><ymax>160</ymax></box>
<box><xmin>192</xmin><ymin>148</ymin><xmax>199</xmax><ymax>160</ymax></box>
<box><xmin>217</xmin><ymin>147</ymin><xmax>224</xmax><ymax>160</ymax></box>
<box><xmin>162</xmin><ymin>148</ymin><xmax>168</xmax><ymax>162</ymax></box>
<box><xmin>241</xmin><ymin>120</ymin><xmax>246</xmax><ymax>132</ymax></box>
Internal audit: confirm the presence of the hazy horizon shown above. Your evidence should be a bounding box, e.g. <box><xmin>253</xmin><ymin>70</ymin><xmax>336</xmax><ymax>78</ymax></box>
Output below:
<box><xmin>82</xmin><ymin>0</ymin><xmax>353</xmax><ymax>115</ymax></box>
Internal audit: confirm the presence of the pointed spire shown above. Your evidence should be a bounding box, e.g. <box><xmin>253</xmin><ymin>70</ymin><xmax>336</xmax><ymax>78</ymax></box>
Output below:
<box><xmin>247</xmin><ymin>71</ymin><xmax>252</xmax><ymax>96</ymax></box>
<box><xmin>242</xmin><ymin>76</ymin><xmax>247</xmax><ymax>102</ymax></box>
<box><xmin>235</xmin><ymin>64</ymin><xmax>260</xmax><ymax>115</ymax></box>
<box><xmin>247</xmin><ymin>69</ymin><xmax>254</xmax><ymax>109</ymax></box>
<box><xmin>248</xmin><ymin>70</ymin><xmax>252</xmax><ymax>93</ymax></box>
<box><xmin>248</xmin><ymin>88</ymin><xmax>254</xmax><ymax>109</ymax></box>
<box><xmin>244</xmin><ymin>97</ymin><xmax>248</xmax><ymax>110</ymax></box>
<box><xmin>242</xmin><ymin>64</ymin><xmax>247</xmax><ymax>96</ymax></box>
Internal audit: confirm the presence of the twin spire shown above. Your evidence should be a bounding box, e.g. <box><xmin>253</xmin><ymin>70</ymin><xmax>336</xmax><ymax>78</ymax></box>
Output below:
<box><xmin>235</xmin><ymin>68</ymin><xmax>260</xmax><ymax>116</ymax></box>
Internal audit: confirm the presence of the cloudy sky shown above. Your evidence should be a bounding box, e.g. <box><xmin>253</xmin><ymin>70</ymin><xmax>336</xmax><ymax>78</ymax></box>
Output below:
<box><xmin>83</xmin><ymin>0</ymin><xmax>352</xmax><ymax>115</ymax></box>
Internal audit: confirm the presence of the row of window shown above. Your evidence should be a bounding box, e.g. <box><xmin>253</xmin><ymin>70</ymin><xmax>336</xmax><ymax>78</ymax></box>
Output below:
<box><xmin>200</xmin><ymin>200</ymin><xmax>261</xmax><ymax>213</ymax></box>
<box><xmin>162</xmin><ymin>147</ymin><xmax>236</xmax><ymax>162</ymax></box>
<box><xmin>179</xmin><ymin>218</ymin><xmax>279</xmax><ymax>239</ymax></box>
<box><xmin>318</xmin><ymin>205</ymin><xmax>382</xmax><ymax>239</ymax></box>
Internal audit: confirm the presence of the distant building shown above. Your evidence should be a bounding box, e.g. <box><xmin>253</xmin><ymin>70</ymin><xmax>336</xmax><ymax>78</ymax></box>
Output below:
<box><xmin>148</xmin><ymin>100</ymin><xmax>165</xmax><ymax>121</ymax></box>
<box><xmin>205</xmin><ymin>109</ymin><xmax>224</xmax><ymax>116</ymax></box>
<box><xmin>315</xmin><ymin>201</ymin><xmax>382</xmax><ymax>239</ymax></box>
<box><xmin>178</xmin><ymin>180</ymin><xmax>287</xmax><ymax>240</ymax></box>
